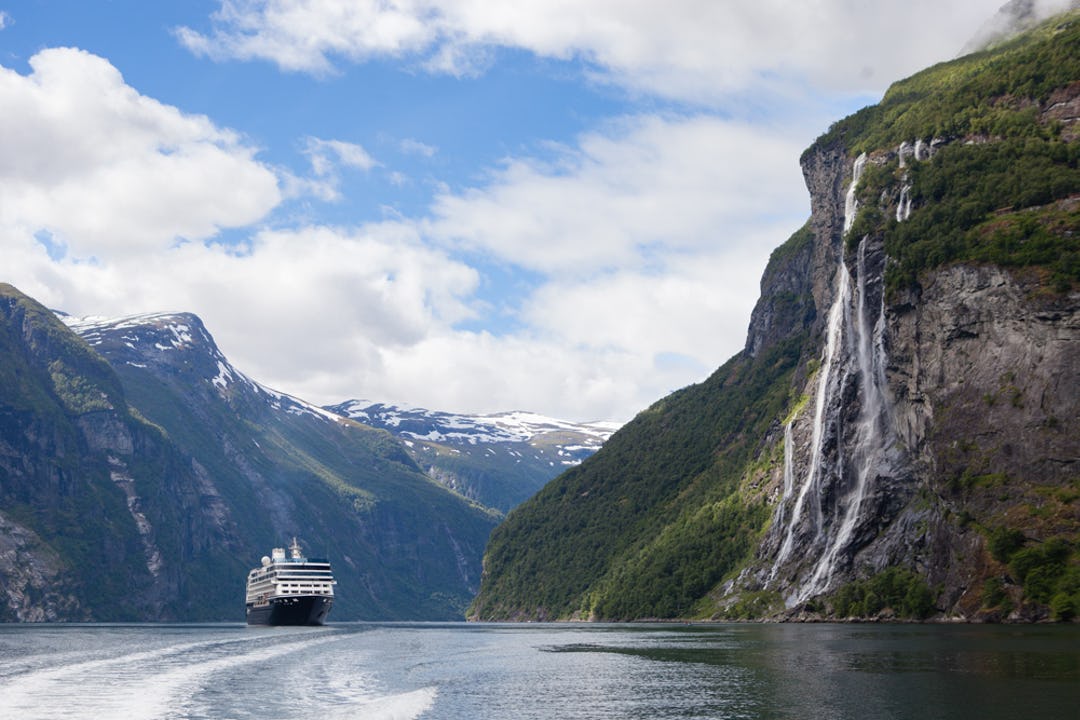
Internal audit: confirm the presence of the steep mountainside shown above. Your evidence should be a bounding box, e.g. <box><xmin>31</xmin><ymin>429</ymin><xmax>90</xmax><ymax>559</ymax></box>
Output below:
<box><xmin>0</xmin><ymin>287</ymin><xmax>499</xmax><ymax>621</ymax></box>
<box><xmin>0</xmin><ymin>286</ymin><xmax>233</xmax><ymax>620</ymax></box>
<box><xmin>328</xmin><ymin>401</ymin><xmax>618</xmax><ymax>513</ymax></box>
<box><xmin>470</xmin><ymin>9</ymin><xmax>1080</xmax><ymax>623</ymax></box>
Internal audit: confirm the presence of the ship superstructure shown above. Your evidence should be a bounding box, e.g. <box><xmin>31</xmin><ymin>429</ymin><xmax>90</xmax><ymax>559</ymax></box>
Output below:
<box><xmin>245</xmin><ymin>538</ymin><xmax>335</xmax><ymax>625</ymax></box>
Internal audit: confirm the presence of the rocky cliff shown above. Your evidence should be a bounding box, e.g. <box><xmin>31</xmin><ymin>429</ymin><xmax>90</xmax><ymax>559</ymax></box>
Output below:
<box><xmin>470</xmin><ymin>8</ymin><xmax>1080</xmax><ymax>622</ymax></box>
<box><xmin>0</xmin><ymin>286</ymin><xmax>220</xmax><ymax>620</ymax></box>
<box><xmin>0</xmin><ymin>288</ymin><xmax>499</xmax><ymax>621</ymax></box>
<box><xmin>745</xmin><ymin>137</ymin><xmax>1078</xmax><ymax>620</ymax></box>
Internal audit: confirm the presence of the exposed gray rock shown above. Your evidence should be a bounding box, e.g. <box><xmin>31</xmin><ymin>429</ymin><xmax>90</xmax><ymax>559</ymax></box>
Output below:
<box><xmin>0</xmin><ymin>513</ymin><xmax>83</xmax><ymax>621</ymax></box>
<box><xmin>736</xmin><ymin>133</ymin><xmax>1080</xmax><ymax>617</ymax></box>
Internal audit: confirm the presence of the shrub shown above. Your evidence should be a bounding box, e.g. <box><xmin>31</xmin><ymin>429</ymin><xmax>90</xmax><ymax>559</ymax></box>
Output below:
<box><xmin>828</xmin><ymin>568</ymin><xmax>936</xmax><ymax>619</ymax></box>
<box><xmin>989</xmin><ymin>526</ymin><xmax>1027</xmax><ymax>563</ymax></box>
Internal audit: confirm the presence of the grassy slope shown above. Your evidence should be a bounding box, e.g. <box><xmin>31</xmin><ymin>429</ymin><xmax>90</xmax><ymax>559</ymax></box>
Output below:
<box><xmin>470</xmin><ymin>231</ymin><xmax>812</xmax><ymax>620</ymax></box>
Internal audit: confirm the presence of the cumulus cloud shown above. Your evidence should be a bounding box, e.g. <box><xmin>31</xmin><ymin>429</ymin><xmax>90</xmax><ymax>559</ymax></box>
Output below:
<box><xmin>0</xmin><ymin>48</ymin><xmax>280</xmax><ymax>259</ymax></box>
<box><xmin>297</xmin><ymin>136</ymin><xmax>379</xmax><ymax>201</ymax></box>
<box><xmin>425</xmin><ymin>115</ymin><xmax>808</xmax><ymax>276</ymax></box>
<box><xmin>12</xmin><ymin>1</ymin><xmax>1039</xmax><ymax>422</ymax></box>
<box><xmin>177</xmin><ymin>0</ymin><xmax>1011</xmax><ymax>101</ymax></box>
<box><xmin>5</xmin><ymin>219</ymin><xmax>482</xmax><ymax>401</ymax></box>
<box><xmin>175</xmin><ymin>0</ymin><xmax>435</xmax><ymax>75</ymax></box>
<box><xmin>400</xmin><ymin>138</ymin><xmax>437</xmax><ymax>157</ymax></box>
<box><xmin>4</xmin><ymin>93</ymin><xmax>805</xmax><ymax>419</ymax></box>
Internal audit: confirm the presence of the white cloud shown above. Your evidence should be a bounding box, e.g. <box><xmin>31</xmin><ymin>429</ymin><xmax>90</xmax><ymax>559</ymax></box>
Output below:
<box><xmin>4</xmin><ymin>105</ymin><xmax>807</xmax><ymax>421</ymax></box>
<box><xmin>176</xmin><ymin>0</ymin><xmax>435</xmax><ymax>75</ymax></box>
<box><xmin>177</xmin><ymin>0</ymin><xmax>1013</xmax><ymax>101</ymax></box>
<box><xmin>297</xmin><ymin>136</ymin><xmax>379</xmax><ymax>201</ymax></box>
<box><xmin>425</xmin><ymin>115</ymin><xmax>808</xmax><ymax>276</ymax></box>
<box><xmin>400</xmin><ymin>138</ymin><xmax>437</xmax><ymax>157</ymax></box>
<box><xmin>521</xmin><ymin>245</ymin><xmax>771</xmax><ymax>366</ymax></box>
<box><xmin>0</xmin><ymin>48</ymin><xmax>280</xmax><ymax>259</ymax></box>
<box><xmin>304</xmin><ymin>137</ymin><xmax>377</xmax><ymax>175</ymax></box>
<box><xmin>0</xmin><ymin>11</ymin><xmax>11</xmax><ymax>30</ymax></box>
<box><xmin>13</xmin><ymin>1</ymin><xmax>1046</xmax><ymax>422</ymax></box>
<box><xmin>5</xmin><ymin>219</ymin><xmax>482</xmax><ymax>400</ymax></box>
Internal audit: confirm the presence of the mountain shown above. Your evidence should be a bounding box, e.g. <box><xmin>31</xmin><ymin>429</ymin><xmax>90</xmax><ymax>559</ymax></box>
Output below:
<box><xmin>469</xmin><ymin>8</ymin><xmax>1080</xmax><ymax>622</ymax></box>
<box><xmin>327</xmin><ymin>401</ymin><xmax>619</xmax><ymax>513</ymax></box>
<box><xmin>0</xmin><ymin>286</ymin><xmax>498</xmax><ymax>621</ymax></box>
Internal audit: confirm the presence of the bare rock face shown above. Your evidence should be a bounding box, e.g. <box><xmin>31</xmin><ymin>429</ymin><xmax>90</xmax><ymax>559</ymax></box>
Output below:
<box><xmin>887</xmin><ymin>266</ymin><xmax>1080</xmax><ymax>612</ymax></box>
<box><xmin>743</xmin><ymin>137</ymin><xmax>1079</xmax><ymax>617</ymax></box>
<box><xmin>890</xmin><ymin>265</ymin><xmax>1079</xmax><ymax>491</ymax></box>
<box><xmin>0</xmin><ymin>514</ymin><xmax>83</xmax><ymax>621</ymax></box>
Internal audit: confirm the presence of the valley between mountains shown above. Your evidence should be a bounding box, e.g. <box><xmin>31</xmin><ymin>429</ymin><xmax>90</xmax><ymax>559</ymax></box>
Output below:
<box><xmin>2</xmin><ymin>3</ymin><xmax>1079</xmax><ymax>624</ymax></box>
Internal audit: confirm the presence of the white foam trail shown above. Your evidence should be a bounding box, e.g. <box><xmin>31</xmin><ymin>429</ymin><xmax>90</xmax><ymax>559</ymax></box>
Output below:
<box><xmin>0</xmin><ymin>631</ymin><xmax>343</xmax><ymax>720</ymax></box>
<box><xmin>335</xmin><ymin>687</ymin><xmax>438</xmax><ymax>720</ymax></box>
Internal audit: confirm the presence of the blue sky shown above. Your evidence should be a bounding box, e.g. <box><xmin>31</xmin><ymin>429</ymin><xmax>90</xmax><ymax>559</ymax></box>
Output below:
<box><xmin>0</xmin><ymin>0</ymin><xmax>1040</xmax><ymax>422</ymax></box>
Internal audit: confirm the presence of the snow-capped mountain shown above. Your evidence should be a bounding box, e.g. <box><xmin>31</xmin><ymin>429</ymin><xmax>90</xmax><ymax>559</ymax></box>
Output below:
<box><xmin>47</xmin><ymin>307</ymin><xmax>497</xmax><ymax>620</ymax></box>
<box><xmin>62</xmin><ymin>312</ymin><xmax>342</xmax><ymax>424</ymax></box>
<box><xmin>328</xmin><ymin>400</ymin><xmax>621</xmax><ymax>512</ymax></box>
<box><xmin>61</xmin><ymin>311</ymin><xmax>618</xmax><ymax>516</ymax></box>
<box><xmin>330</xmin><ymin>400</ymin><xmax>617</xmax><ymax>454</ymax></box>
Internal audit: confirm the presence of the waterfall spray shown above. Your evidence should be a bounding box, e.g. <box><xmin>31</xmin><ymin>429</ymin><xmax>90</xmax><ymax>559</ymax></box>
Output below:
<box><xmin>800</xmin><ymin>235</ymin><xmax>892</xmax><ymax>600</ymax></box>
<box><xmin>768</xmin><ymin>150</ymin><xmax>900</xmax><ymax>605</ymax></box>
<box><xmin>770</xmin><ymin>153</ymin><xmax>866</xmax><ymax>578</ymax></box>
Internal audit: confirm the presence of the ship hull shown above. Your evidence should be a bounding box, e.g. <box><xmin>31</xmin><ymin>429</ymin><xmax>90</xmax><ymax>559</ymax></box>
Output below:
<box><xmin>246</xmin><ymin>595</ymin><xmax>333</xmax><ymax>626</ymax></box>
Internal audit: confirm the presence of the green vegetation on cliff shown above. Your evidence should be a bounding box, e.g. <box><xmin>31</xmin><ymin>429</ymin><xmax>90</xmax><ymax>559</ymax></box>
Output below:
<box><xmin>470</xmin><ymin>227</ymin><xmax>814</xmax><ymax>621</ymax></box>
<box><xmin>845</xmin><ymin>135</ymin><xmax>1080</xmax><ymax>297</ymax></box>
<box><xmin>827</xmin><ymin>11</ymin><xmax>1080</xmax><ymax>296</ymax></box>
<box><xmin>470</xmin><ymin>11</ymin><xmax>1080</xmax><ymax>622</ymax></box>
<box><xmin>812</xmin><ymin>11</ymin><xmax>1080</xmax><ymax>154</ymax></box>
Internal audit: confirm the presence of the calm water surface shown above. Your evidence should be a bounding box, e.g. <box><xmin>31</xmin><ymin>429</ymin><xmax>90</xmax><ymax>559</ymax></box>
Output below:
<box><xmin>0</xmin><ymin>622</ymin><xmax>1077</xmax><ymax>719</ymax></box>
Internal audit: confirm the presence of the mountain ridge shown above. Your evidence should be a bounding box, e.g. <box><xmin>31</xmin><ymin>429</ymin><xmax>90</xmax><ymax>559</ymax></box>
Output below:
<box><xmin>469</xmin><ymin>7</ymin><xmax>1080</xmax><ymax>623</ymax></box>
<box><xmin>328</xmin><ymin>400</ymin><xmax>618</xmax><ymax>513</ymax></box>
<box><xmin>1</xmin><ymin>288</ymin><xmax>501</xmax><ymax>621</ymax></box>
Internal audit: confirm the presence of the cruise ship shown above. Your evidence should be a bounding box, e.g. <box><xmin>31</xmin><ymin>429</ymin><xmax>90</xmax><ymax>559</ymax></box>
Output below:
<box><xmin>245</xmin><ymin>538</ymin><xmax>335</xmax><ymax>625</ymax></box>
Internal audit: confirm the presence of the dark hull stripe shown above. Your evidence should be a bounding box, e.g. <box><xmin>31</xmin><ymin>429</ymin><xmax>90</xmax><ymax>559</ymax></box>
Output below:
<box><xmin>246</xmin><ymin>596</ymin><xmax>333</xmax><ymax>626</ymax></box>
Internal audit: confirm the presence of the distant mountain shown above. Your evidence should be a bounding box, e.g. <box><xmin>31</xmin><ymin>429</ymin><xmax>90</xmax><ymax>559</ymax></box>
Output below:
<box><xmin>0</xmin><ymin>286</ymin><xmax>498</xmax><ymax>621</ymax></box>
<box><xmin>470</xmin><ymin>8</ymin><xmax>1080</xmax><ymax>623</ymax></box>
<box><xmin>328</xmin><ymin>401</ymin><xmax>619</xmax><ymax>512</ymax></box>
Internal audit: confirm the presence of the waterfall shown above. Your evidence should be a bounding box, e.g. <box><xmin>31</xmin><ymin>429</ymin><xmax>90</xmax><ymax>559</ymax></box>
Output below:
<box><xmin>914</xmin><ymin>138</ymin><xmax>930</xmax><ymax>161</ymax></box>
<box><xmin>775</xmin><ymin>420</ymin><xmax>796</xmax><ymax>529</ymax></box>
<box><xmin>897</xmin><ymin>141</ymin><xmax>911</xmax><ymax>169</ymax></box>
<box><xmin>771</xmin><ymin>261</ymin><xmax>851</xmax><ymax>573</ymax></box>
<box><xmin>768</xmin><ymin>152</ymin><xmax>896</xmax><ymax>604</ymax></box>
<box><xmin>770</xmin><ymin>153</ymin><xmax>866</xmax><ymax>578</ymax></box>
<box><xmin>896</xmin><ymin>184</ymin><xmax>912</xmax><ymax>222</ymax></box>
<box><xmin>799</xmin><ymin>236</ymin><xmax>891</xmax><ymax>600</ymax></box>
<box><xmin>843</xmin><ymin>153</ymin><xmax>868</xmax><ymax>235</ymax></box>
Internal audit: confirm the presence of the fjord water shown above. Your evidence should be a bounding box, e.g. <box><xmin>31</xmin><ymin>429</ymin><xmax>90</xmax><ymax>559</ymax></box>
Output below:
<box><xmin>1</xmin><ymin>623</ymin><xmax>1077</xmax><ymax>719</ymax></box>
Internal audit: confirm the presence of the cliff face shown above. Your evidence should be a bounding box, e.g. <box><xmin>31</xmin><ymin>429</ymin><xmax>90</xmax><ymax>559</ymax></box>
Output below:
<box><xmin>0</xmin><ymin>286</ymin><xmax>220</xmax><ymax>621</ymax></box>
<box><xmin>0</xmin><ymin>287</ymin><xmax>500</xmax><ymax>621</ymax></box>
<box><xmin>888</xmin><ymin>263</ymin><xmax>1079</xmax><ymax>614</ymax></box>
<box><xmin>747</xmin><ymin>136</ymin><xmax>1079</xmax><ymax>618</ymax></box>
<box><xmin>471</xmin><ymin>9</ymin><xmax>1080</xmax><ymax>622</ymax></box>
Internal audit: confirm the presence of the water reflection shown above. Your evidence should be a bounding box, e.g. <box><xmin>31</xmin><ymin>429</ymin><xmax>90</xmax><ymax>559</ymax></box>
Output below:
<box><xmin>1</xmin><ymin>622</ymin><xmax>1076</xmax><ymax>719</ymax></box>
<box><xmin>542</xmin><ymin>623</ymin><xmax>1080</xmax><ymax>720</ymax></box>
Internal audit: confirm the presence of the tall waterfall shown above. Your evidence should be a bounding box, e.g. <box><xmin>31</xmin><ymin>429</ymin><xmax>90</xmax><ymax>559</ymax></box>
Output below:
<box><xmin>768</xmin><ymin>152</ymin><xmax>896</xmax><ymax>604</ymax></box>
<box><xmin>801</xmin><ymin>235</ymin><xmax>892</xmax><ymax>600</ymax></box>
<box><xmin>771</xmin><ymin>260</ymin><xmax>851</xmax><ymax>572</ymax></box>
<box><xmin>775</xmin><ymin>421</ymin><xmax>796</xmax><ymax>530</ymax></box>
